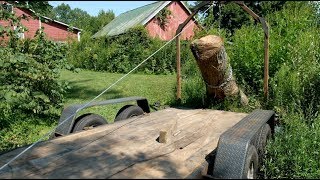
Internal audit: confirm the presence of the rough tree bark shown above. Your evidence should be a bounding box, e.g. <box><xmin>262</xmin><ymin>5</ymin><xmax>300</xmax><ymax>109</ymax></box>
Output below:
<box><xmin>190</xmin><ymin>35</ymin><xmax>248</xmax><ymax>105</ymax></box>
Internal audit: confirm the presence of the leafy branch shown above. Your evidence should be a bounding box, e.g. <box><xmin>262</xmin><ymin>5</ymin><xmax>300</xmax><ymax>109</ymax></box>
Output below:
<box><xmin>155</xmin><ymin>8</ymin><xmax>172</xmax><ymax>30</ymax></box>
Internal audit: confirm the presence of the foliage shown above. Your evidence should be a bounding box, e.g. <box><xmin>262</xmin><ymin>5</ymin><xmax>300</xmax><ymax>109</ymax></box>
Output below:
<box><xmin>155</xmin><ymin>7</ymin><xmax>172</xmax><ymax>30</ymax></box>
<box><xmin>67</xmin><ymin>26</ymin><xmax>193</xmax><ymax>75</ymax></box>
<box><xmin>0</xmin><ymin>113</ymin><xmax>57</xmax><ymax>153</ymax></box>
<box><xmin>194</xmin><ymin>1</ymin><xmax>287</xmax><ymax>36</ymax></box>
<box><xmin>180</xmin><ymin>66</ymin><xmax>206</xmax><ymax>108</ymax></box>
<box><xmin>263</xmin><ymin>113</ymin><xmax>320</xmax><ymax>179</ymax></box>
<box><xmin>48</xmin><ymin>3</ymin><xmax>115</xmax><ymax>35</ymax></box>
<box><xmin>88</xmin><ymin>10</ymin><xmax>115</xmax><ymax>34</ymax></box>
<box><xmin>229</xmin><ymin>1</ymin><xmax>320</xmax><ymax>113</ymax></box>
<box><xmin>180</xmin><ymin>2</ymin><xmax>320</xmax><ymax>178</ymax></box>
<box><xmin>7</xmin><ymin>1</ymin><xmax>54</xmax><ymax>16</ymax></box>
<box><xmin>0</xmin><ymin>2</ymin><xmax>72</xmax><ymax>152</ymax></box>
<box><xmin>0</xmin><ymin>3</ymin><xmax>70</xmax><ymax>127</ymax></box>
<box><xmin>0</xmin><ymin>2</ymin><xmax>28</xmax><ymax>46</ymax></box>
<box><xmin>205</xmin><ymin>1</ymin><xmax>319</xmax><ymax>178</ymax></box>
<box><xmin>0</xmin><ymin>30</ymin><xmax>70</xmax><ymax>116</ymax></box>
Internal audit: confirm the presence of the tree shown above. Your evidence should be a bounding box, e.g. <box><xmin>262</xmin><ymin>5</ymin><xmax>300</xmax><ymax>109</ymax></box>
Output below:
<box><xmin>68</xmin><ymin>8</ymin><xmax>92</xmax><ymax>29</ymax></box>
<box><xmin>51</xmin><ymin>3</ymin><xmax>73</xmax><ymax>24</ymax></box>
<box><xmin>7</xmin><ymin>1</ymin><xmax>53</xmax><ymax>16</ymax></box>
<box><xmin>87</xmin><ymin>10</ymin><xmax>115</xmax><ymax>34</ymax></box>
<box><xmin>49</xmin><ymin>3</ymin><xmax>115</xmax><ymax>35</ymax></box>
<box><xmin>192</xmin><ymin>1</ymin><xmax>287</xmax><ymax>36</ymax></box>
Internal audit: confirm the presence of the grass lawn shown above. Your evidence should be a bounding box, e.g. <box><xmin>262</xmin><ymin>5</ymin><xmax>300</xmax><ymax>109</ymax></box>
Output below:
<box><xmin>59</xmin><ymin>69</ymin><xmax>176</xmax><ymax>123</ymax></box>
<box><xmin>0</xmin><ymin>69</ymin><xmax>176</xmax><ymax>153</ymax></box>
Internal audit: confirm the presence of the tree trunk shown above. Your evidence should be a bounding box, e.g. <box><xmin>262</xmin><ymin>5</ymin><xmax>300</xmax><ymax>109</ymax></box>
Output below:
<box><xmin>190</xmin><ymin>35</ymin><xmax>247</xmax><ymax>104</ymax></box>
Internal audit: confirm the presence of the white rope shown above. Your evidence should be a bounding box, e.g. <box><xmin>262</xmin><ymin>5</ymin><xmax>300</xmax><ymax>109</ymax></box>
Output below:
<box><xmin>0</xmin><ymin>3</ymin><xmax>214</xmax><ymax>172</ymax></box>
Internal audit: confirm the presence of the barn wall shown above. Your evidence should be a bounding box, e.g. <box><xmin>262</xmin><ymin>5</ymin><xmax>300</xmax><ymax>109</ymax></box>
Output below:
<box><xmin>41</xmin><ymin>21</ymin><xmax>78</xmax><ymax>42</ymax></box>
<box><xmin>145</xmin><ymin>2</ymin><xmax>199</xmax><ymax>41</ymax></box>
<box><xmin>15</xmin><ymin>8</ymin><xmax>40</xmax><ymax>39</ymax></box>
<box><xmin>0</xmin><ymin>4</ymin><xmax>79</xmax><ymax>42</ymax></box>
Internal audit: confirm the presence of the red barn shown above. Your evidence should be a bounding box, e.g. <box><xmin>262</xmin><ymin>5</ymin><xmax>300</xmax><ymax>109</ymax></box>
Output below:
<box><xmin>92</xmin><ymin>1</ymin><xmax>200</xmax><ymax>40</ymax></box>
<box><xmin>0</xmin><ymin>1</ymin><xmax>81</xmax><ymax>43</ymax></box>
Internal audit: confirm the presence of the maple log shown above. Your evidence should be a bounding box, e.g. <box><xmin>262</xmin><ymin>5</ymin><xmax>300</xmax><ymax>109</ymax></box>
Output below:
<box><xmin>190</xmin><ymin>35</ymin><xmax>248</xmax><ymax>105</ymax></box>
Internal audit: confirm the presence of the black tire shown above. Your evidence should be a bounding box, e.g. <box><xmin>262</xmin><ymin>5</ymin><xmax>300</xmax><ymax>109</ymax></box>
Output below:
<box><xmin>115</xmin><ymin>105</ymin><xmax>144</xmax><ymax>121</ymax></box>
<box><xmin>72</xmin><ymin>114</ymin><xmax>107</xmax><ymax>133</ymax></box>
<box><xmin>257</xmin><ymin>124</ymin><xmax>272</xmax><ymax>163</ymax></box>
<box><xmin>243</xmin><ymin>145</ymin><xmax>259</xmax><ymax>179</ymax></box>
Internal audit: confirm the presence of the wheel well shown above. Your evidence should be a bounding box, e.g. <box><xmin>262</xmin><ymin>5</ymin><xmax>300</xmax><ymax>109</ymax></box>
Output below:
<box><xmin>115</xmin><ymin>105</ymin><xmax>134</xmax><ymax>118</ymax></box>
<box><xmin>267</xmin><ymin>113</ymin><xmax>276</xmax><ymax>135</ymax></box>
<box><xmin>71</xmin><ymin>113</ymin><xmax>93</xmax><ymax>133</ymax></box>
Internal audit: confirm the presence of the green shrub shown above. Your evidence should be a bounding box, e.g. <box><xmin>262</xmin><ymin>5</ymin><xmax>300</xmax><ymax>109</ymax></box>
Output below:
<box><xmin>267</xmin><ymin>2</ymin><xmax>320</xmax><ymax>118</ymax></box>
<box><xmin>0</xmin><ymin>29</ymin><xmax>70</xmax><ymax>117</ymax></box>
<box><xmin>0</xmin><ymin>4</ymin><xmax>70</xmax><ymax>152</ymax></box>
<box><xmin>263</xmin><ymin>113</ymin><xmax>320</xmax><ymax>179</ymax></box>
<box><xmin>226</xmin><ymin>2</ymin><xmax>320</xmax><ymax>178</ymax></box>
<box><xmin>0</xmin><ymin>113</ymin><xmax>57</xmax><ymax>153</ymax></box>
<box><xmin>181</xmin><ymin>67</ymin><xmax>206</xmax><ymax>108</ymax></box>
<box><xmin>178</xmin><ymin>2</ymin><xmax>320</xmax><ymax>178</ymax></box>
<box><xmin>67</xmin><ymin>26</ymin><xmax>193</xmax><ymax>75</ymax></box>
<box><xmin>229</xmin><ymin>2</ymin><xmax>320</xmax><ymax>97</ymax></box>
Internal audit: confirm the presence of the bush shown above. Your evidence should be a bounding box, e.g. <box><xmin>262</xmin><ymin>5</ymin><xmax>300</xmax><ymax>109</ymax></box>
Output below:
<box><xmin>0</xmin><ymin>30</ymin><xmax>70</xmax><ymax>116</ymax></box>
<box><xmin>67</xmin><ymin>26</ymin><xmax>193</xmax><ymax>75</ymax></box>
<box><xmin>226</xmin><ymin>2</ymin><xmax>320</xmax><ymax>178</ymax></box>
<box><xmin>267</xmin><ymin>2</ymin><xmax>320</xmax><ymax>118</ymax></box>
<box><xmin>229</xmin><ymin>2</ymin><xmax>320</xmax><ymax>97</ymax></box>
<box><xmin>263</xmin><ymin>113</ymin><xmax>320</xmax><ymax>179</ymax></box>
<box><xmin>0</xmin><ymin>112</ymin><xmax>57</xmax><ymax>153</ymax></box>
<box><xmin>178</xmin><ymin>2</ymin><xmax>320</xmax><ymax>177</ymax></box>
<box><xmin>0</xmin><ymin>5</ymin><xmax>70</xmax><ymax>152</ymax></box>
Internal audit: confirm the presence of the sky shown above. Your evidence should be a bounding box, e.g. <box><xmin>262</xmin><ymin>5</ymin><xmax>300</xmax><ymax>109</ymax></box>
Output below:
<box><xmin>48</xmin><ymin>1</ymin><xmax>196</xmax><ymax>17</ymax></box>
<box><xmin>48</xmin><ymin>1</ymin><xmax>156</xmax><ymax>17</ymax></box>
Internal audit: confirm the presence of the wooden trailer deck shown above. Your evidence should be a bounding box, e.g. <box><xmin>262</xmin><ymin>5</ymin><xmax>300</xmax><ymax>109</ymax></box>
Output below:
<box><xmin>0</xmin><ymin>108</ymin><xmax>248</xmax><ymax>179</ymax></box>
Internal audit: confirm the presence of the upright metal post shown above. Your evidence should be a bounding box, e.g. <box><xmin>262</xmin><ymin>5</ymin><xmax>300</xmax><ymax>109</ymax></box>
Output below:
<box><xmin>175</xmin><ymin>1</ymin><xmax>212</xmax><ymax>100</ymax></box>
<box><xmin>176</xmin><ymin>35</ymin><xmax>181</xmax><ymax>100</ymax></box>
<box><xmin>234</xmin><ymin>1</ymin><xmax>270</xmax><ymax>98</ymax></box>
<box><xmin>260</xmin><ymin>17</ymin><xmax>269</xmax><ymax>98</ymax></box>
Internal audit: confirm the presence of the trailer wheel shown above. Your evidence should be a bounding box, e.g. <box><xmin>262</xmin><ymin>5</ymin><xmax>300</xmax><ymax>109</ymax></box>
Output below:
<box><xmin>257</xmin><ymin>124</ymin><xmax>271</xmax><ymax>162</ymax></box>
<box><xmin>243</xmin><ymin>145</ymin><xmax>259</xmax><ymax>179</ymax></box>
<box><xmin>115</xmin><ymin>105</ymin><xmax>144</xmax><ymax>121</ymax></box>
<box><xmin>72</xmin><ymin>114</ymin><xmax>107</xmax><ymax>133</ymax></box>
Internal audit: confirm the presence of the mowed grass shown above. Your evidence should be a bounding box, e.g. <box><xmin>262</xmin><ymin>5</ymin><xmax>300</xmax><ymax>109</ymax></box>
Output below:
<box><xmin>59</xmin><ymin>69</ymin><xmax>176</xmax><ymax>123</ymax></box>
<box><xmin>0</xmin><ymin>70</ymin><xmax>176</xmax><ymax>153</ymax></box>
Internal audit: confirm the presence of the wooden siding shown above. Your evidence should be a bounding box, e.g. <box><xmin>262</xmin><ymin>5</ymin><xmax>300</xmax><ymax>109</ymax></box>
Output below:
<box><xmin>145</xmin><ymin>2</ymin><xmax>198</xmax><ymax>41</ymax></box>
<box><xmin>0</xmin><ymin>4</ymin><xmax>79</xmax><ymax>42</ymax></box>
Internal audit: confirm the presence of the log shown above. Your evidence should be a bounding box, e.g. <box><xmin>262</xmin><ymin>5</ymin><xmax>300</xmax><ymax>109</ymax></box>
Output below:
<box><xmin>190</xmin><ymin>35</ymin><xmax>248</xmax><ymax>104</ymax></box>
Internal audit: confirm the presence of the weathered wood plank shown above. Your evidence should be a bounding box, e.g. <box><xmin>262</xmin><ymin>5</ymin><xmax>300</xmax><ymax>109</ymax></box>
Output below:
<box><xmin>0</xmin><ymin>108</ymin><xmax>247</xmax><ymax>179</ymax></box>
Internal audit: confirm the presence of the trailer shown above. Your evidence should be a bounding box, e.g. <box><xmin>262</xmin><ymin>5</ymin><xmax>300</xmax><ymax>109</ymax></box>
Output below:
<box><xmin>0</xmin><ymin>97</ymin><xmax>275</xmax><ymax>179</ymax></box>
<box><xmin>0</xmin><ymin>1</ymin><xmax>274</xmax><ymax>178</ymax></box>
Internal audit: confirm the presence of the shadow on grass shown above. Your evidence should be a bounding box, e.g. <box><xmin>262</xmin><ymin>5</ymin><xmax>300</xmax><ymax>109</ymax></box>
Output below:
<box><xmin>65</xmin><ymin>81</ymin><xmax>124</xmax><ymax>101</ymax></box>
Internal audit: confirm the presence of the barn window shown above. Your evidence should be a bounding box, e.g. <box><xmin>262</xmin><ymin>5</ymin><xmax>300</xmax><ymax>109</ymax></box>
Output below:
<box><xmin>13</xmin><ymin>26</ymin><xmax>25</xmax><ymax>39</ymax></box>
<box><xmin>1</xmin><ymin>3</ymin><xmax>13</xmax><ymax>13</ymax></box>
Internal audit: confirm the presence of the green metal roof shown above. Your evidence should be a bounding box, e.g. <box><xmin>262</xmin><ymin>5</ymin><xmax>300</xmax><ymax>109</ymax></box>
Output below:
<box><xmin>92</xmin><ymin>1</ymin><xmax>184</xmax><ymax>38</ymax></box>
